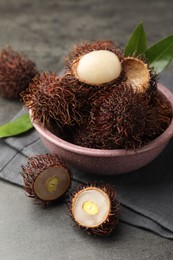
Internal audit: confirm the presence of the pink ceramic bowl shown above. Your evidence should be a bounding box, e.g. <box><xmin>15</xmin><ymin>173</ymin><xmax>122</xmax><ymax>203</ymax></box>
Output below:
<box><xmin>32</xmin><ymin>83</ymin><xmax>173</xmax><ymax>175</ymax></box>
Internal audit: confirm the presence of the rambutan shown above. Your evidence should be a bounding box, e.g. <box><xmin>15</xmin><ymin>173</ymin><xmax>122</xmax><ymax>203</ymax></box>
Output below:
<box><xmin>73</xmin><ymin>82</ymin><xmax>172</xmax><ymax>149</ymax></box>
<box><xmin>144</xmin><ymin>91</ymin><xmax>172</xmax><ymax>141</ymax></box>
<box><xmin>0</xmin><ymin>46</ymin><xmax>37</xmax><ymax>99</ymax></box>
<box><xmin>65</xmin><ymin>41</ymin><xmax>124</xmax><ymax>86</ymax></box>
<box><xmin>21</xmin><ymin>72</ymin><xmax>85</xmax><ymax>134</ymax></box>
<box><xmin>69</xmin><ymin>183</ymin><xmax>120</xmax><ymax>236</ymax></box>
<box><xmin>73</xmin><ymin>83</ymin><xmax>151</xmax><ymax>149</ymax></box>
<box><xmin>21</xmin><ymin>154</ymin><xmax>72</xmax><ymax>205</ymax></box>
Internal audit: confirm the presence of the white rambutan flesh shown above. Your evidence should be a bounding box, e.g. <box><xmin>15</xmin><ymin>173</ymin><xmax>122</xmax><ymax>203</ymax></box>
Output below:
<box><xmin>74</xmin><ymin>50</ymin><xmax>122</xmax><ymax>85</ymax></box>
<box><xmin>70</xmin><ymin>185</ymin><xmax>120</xmax><ymax>236</ymax></box>
<box><xmin>72</xmin><ymin>187</ymin><xmax>111</xmax><ymax>228</ymax></box>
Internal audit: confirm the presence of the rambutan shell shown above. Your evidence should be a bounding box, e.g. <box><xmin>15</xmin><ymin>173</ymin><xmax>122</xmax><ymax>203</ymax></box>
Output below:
<box><xmin>122</xmin><ymin>57</ymin><xmax>150</xmax><ymax>92</ymax></box>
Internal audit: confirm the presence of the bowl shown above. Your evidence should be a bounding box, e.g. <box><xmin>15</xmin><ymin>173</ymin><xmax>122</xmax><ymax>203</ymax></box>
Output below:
<box><xmin>31</xmin><ymin>83</ymin><xmax>173</xmax><ymax>175</ymax></box>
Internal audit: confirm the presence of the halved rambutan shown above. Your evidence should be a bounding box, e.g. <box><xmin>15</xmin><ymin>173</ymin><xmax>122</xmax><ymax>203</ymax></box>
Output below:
<box><xmin>69</xmin><ymin>183</ymin><xmax>120</xmax><ymax>236</ymax></box>
<box><xmin>21</xmin><ymin>154</ymin><xmax>72</xmax><ymax>205</ymax></box>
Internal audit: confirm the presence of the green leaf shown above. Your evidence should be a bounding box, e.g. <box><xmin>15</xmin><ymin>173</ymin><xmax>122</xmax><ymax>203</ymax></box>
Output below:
<box><xmin>124</xmin><ymin>22</ymin><xmax>147</xmax><ymax>57</ymax></box>
<box><xmin>0</xmin><ymin>113</ymin><xmax>33</xmax><ymax>138</ymax></box>
<box><xmin>144</xmin><ymin>35</ymin><xmax>173</xmax><ymax>73</ymax></box>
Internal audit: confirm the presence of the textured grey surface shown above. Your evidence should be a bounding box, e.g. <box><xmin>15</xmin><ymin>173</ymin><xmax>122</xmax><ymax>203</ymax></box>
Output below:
<box><xmin>0</xmin><ymin>0</ymin><xmax>173</xmax><ymax>259</ymax></box>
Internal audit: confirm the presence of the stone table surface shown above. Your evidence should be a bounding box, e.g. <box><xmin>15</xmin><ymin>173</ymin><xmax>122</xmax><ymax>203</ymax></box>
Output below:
<box><xmin>0</xmin><ymin>1</ymin><xmax>173</xmax><ymax>259</ymax></box>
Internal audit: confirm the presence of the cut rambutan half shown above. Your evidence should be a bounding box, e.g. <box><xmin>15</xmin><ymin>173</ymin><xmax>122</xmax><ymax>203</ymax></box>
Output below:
<box><xmin>21</xmin><ymin>154</ymin><xmax>72</xmax><ymax>205</ymax></box>
<box><xmin>69</xmin><ymin>184</ymin><xmax>120</xmax><ymax>236</ymax></box>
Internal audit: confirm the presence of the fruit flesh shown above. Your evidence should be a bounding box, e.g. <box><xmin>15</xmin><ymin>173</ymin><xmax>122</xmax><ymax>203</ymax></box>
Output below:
<box><xmin>34</xmin><ymin>166</ymin><xmax>71</xmax><ymax>201</ymax></box>
<box><xmin>76</xmin><ymin>50</ymin><xmax>122</xmax><ymax>85</ymax></box>
<box><xmin>72</xmin><ymin>187</ymin><xmax>110</xmax><ymax>228</ymax></box>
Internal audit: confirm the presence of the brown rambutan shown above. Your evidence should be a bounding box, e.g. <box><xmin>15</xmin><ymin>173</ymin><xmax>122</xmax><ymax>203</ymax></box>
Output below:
<box><xmin>69</xmin><ymin>183</ymin><xmax>120</xmax><ymax>236</ymax></box>
<box><xmin>21</xmin><ymin>154</ymin><xmax>72</xmax><ymax>205</ymax></box>
<box><xmin>73</xmin><ymin>83</ymin><xmax>150</xmax><ymax>149</ymax></box>
<box><xmin>65</xmin><ymin>41</ymin><xmax>124</xmax><ymax>86</ymax></box>
<box><xmin>0</xmin><ymin>46</ymin><xmax>37</xmax><ymax>99</ymax></box>
<box><xmin>73</xmin><ymin>82</ymin><xmax>172</xmax><ymax>149</ymax></box>
<box><xmin>21</xmin><ymin>72</ymin><xmax>85</xmax><ymax>135</ymax></box>
<box><xmin>144</xmin><ymin>91</ymin><xmax>172</xmax><ymax>141</ymax></box>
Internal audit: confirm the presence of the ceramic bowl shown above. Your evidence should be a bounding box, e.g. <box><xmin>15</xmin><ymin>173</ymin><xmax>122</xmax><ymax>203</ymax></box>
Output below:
<box><xmin>32</xmin><ymin>83</ymin><xmax>173</xmax><ymax>175</ymax></box>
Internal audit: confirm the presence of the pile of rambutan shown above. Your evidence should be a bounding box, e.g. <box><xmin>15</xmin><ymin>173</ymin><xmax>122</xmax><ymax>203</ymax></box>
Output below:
<box><xmin>21</xmin><ymin>40</ymin><xmax>172</xmax><ymax>150</ymax></box>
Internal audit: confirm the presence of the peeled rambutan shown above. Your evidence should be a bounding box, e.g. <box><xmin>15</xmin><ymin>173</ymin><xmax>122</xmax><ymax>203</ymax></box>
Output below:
<box><xmin>69</xmin><ymin>183</ymin><xmax>120</xmax><ymax>236</ymax></box>
<box><xmin>0</xmin><ymin>46</ymin><xmax>37</xmax><ymax>99</ymax></box>
<box><xmin>65</xmin><ymin>41</ymin><xmax>124</xmax><ymax>86</ymax></box>
<box><xmin>21</xmin><ymin>154</ymin><xmax>72</xmax><ymax>205</ymax></box>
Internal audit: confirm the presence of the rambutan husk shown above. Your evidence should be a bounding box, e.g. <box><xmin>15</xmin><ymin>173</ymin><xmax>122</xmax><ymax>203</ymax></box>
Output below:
<box><xmin>122</xmin><ymin>56</ymin><xmax>157</xmax><ymax>93</ymax></box>
<box><xmin>0</xmin><ymin>46</ymin><xmax>37</xmax><ymax>99</ymax></box>
<box><xmin>69</xmin><ymin>183</ymin><xmax>120</xmax><ymax>236</ymax></box>
<box><xmin>65</xmin><ymin>40</ymin><xmax>124</xmax><ymax>87</ymax></box>
<box><xmin>72</xmin><ymin>82</ymin><xmax>172</xmax><ymax>150</ymax></box>
<box><xmin>21</xmin><ymin>154</ymin><xmax>72</xmax><ymax>206</ymax></box>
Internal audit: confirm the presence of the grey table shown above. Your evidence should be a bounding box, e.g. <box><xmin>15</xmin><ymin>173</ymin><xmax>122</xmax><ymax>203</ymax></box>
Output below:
<box><xmin>0</xmin><ymin>1</ymin><xmax>173</xmax><ymax>259</ymax></box>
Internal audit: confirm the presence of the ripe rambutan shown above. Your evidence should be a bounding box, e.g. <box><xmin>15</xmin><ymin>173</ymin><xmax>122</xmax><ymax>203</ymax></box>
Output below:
<box><xmin>73</xmin><ymin>82</ymin><xmax>172</xmax><ymax>149</ymax></box>
<box><xmin>21</xmin><ymin>72</ymin><xmax>86</xmax><ymax>135</ymax></box>
<box><xmin>0</xmin><ymin>46</ymin><xmax>37</xmax><ymax>99</ymax></box>
<box><xmin>21</xmin><ymin>154</ymin><xmax>72</xmax><ymax>205</ymax></box>
<box><xmin>65</xmin><ymin>41</ymin><xmax>124</xmax><ymax>86</ymax></box>
<box><xmin>144</xmin><ymin>91</ymin><xmax>172</xmax><ymax>141</ymax></box>
<box><xmin>73</xmin><ymin>83</ymin><xmax>150</xmax><ymax>149</ymax></box>
<box><xmin>69</xmin><ymin>183</ymin><xmax>120</xmax><ymax>236</ymax></box>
